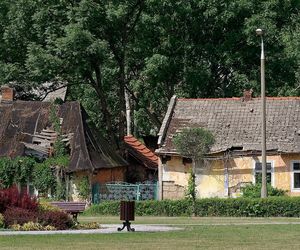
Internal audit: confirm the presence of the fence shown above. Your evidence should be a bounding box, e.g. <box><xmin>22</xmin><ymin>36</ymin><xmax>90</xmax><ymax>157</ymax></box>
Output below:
<box><xmin>92</xmin><ymin>181</ymin><xmax>158</xmax><ymax>204</ymax></box>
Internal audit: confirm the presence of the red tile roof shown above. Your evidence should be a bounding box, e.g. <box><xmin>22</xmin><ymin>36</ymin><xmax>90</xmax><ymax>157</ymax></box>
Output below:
<box><xmin>124</xmin><ymin>135</ymin><xmax>158</xmax><ymax>169</ymax></box>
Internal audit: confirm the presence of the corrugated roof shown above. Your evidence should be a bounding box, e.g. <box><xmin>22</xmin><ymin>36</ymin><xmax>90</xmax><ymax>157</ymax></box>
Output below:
<box><xmin>124</xmin><ymin>135</ymin><xmax>158</xmax><ymax>169</ymax></box>
<box><xmin>157</xmin><ymin>96</ymin><xmax>300</xmax><ymax>155</ymax></box>
<box><xmin>0</xmin><ymin>100</ymin><xmax>127</xmax><ymax>172</ymax></box>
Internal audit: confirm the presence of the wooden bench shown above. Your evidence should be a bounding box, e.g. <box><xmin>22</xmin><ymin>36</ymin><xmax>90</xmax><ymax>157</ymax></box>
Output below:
<box><xmin>50</xmin><ymin>202</ymin><xmax>86</xmax><ymax>221</ymax></box>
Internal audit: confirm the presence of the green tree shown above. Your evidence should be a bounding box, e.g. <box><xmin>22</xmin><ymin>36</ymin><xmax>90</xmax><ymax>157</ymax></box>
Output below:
<box><xmin>0</xmin><ymin>0</ymin><xmax>299</xmax><ymax>140</ymax></box>
<box><xmin>173</xmin><ymin>127</ymin><xmax>214</xmax><ymax>212</ymax></box>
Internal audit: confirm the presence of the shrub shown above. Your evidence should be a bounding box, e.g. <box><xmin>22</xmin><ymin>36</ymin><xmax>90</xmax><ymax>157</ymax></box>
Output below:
<box><xmin>38</xmin><ymin>210</ymin><xmax>74</xmax><ymax>230</ymax></box>
<box><xmin>0</xmin><ymin>186</ymin><xmax>38</xmax><ymax>213</ymax></box>
<box><xmin>74</xmin><ymin>222</ymin><xmax>100</xmax><ymax>230</ymax></box>
<box><xmin>84</xmin><ymin>197</ymin><xmax>300</xmax><ymax>217</ymax></box>
<box><xmin>242</xmin><ymin>184</ymin><xmax>286</xmax><ymax>198</ymax></box>
<box><xmin>38</xmin><ymin>201</ymin><xmax>61</xmax><ymax>212</ymax></box>
<box><xmin>19</xmin><ymin>222</ymin><xmax>44</xmax><ymax>231</ymax></box>
<box><xmin>78</xmin><ymin>176</ymin><xmax>91</xmax><ymax>200</ymax></box>
<box><xmin>4</xmin><ymin>207</ymin><xmax>37</xmax><ymax>226</ymax></box>
<box><xmin>10</xmin><ymin>222</ymin><xmax>56</xmax><ymax>231</ymax></box>
<box><xmin>0</xmin><ymin>213</ymin><xmax>5</xmax><ymax>228</ymax></box>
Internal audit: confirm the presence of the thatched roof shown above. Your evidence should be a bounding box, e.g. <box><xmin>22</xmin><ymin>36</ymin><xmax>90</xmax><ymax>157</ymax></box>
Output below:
<box><xmin>0</xmin><ymin>100</ymin><xmax>127</xmax><ymax>172</ymax></box>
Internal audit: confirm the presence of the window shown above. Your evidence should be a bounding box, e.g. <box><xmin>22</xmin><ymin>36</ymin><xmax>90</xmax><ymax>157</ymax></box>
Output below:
<box><xmin>254</xmin><ymin>162</ymin><xmax>273</xmax><ymax>185</ymax></box>
<box><xmin>291</xmin><ymin>161</ymin><xmax>300</xmax><ymax>191</ymax></box>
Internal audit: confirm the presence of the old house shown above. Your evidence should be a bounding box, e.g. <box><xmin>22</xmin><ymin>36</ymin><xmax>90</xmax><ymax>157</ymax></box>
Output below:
<box><xmin>124</xmin><ymin>135</ymin><xmax>158</xmax><ymax>183</ymax></box>
<box><xmin>0</xmin><ymin>86</ymin><xmax>127</xmax><ymax>200</ymax></box>
<box><xmin>156</xmin><ymin>93</ymin><xmax>300</xmax><ymax>199</ymax></box>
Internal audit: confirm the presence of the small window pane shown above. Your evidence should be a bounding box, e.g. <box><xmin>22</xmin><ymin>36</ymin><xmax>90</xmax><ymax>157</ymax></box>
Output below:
<box><xmin>255</xmin><ymin>162</ymin><xmax>271</xmax><ymax>171</ymax></box>
<box><xmin>294</xmin><ymin>173</ymin><xmax>300</xmax><ymax>188</ymax></box>
<box><xmin>293</xmin><ymin>162</ymin><xmax>300</xmax><ymax>171</ymax></box>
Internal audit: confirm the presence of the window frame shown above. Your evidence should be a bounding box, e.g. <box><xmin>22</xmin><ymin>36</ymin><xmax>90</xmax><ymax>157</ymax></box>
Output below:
<box><xmin>290</xmin><ymin>161</ymin><xmax>300</xmax><ymax>192</ymax></box>
<box><xmin>252</xmin><ymin>160</ymin><xmax>275</xmax><ymax>187</ymax></box>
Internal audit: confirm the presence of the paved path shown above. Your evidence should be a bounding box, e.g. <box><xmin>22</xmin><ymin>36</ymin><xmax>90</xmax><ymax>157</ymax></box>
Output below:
<box><xmin>2</xmin><ymin>221</ymin><xmax>300</xmax><ymax>236</ymax></box>
<box><xmin>0</xmin><ymin>224</ymin><xmax>182</xmax><ymax>236</ymax></box>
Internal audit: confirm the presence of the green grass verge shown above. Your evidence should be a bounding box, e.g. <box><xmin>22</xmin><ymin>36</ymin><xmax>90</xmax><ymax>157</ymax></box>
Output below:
<box><xmin>79</xmin><ymin>215</ymin><xmax>300</xmax><ymax>225</ymax></box>
<box><xmin>2</xmin><ymin>217</ymin><xmax>300</xmax><ymax>250</ymax></box>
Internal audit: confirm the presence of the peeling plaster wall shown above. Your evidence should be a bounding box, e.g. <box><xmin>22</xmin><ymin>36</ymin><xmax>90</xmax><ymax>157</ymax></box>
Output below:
<box><xmin>160</xmin><ymin>153</ymin><xmax>300</xmax><ymax>199</ymax></box>
<box><xmin>70</xmin><ymin>168</ymin><xmax>126</xmax><ymax>201</ymax></box>
<box><xmin>92</xmin><ymin>167</ymin><xmax>125</xmax><ymax>184</ymax></box>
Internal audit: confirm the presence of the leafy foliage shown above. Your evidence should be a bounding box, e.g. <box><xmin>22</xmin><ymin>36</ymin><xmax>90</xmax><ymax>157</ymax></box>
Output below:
<box><xmin>173</xmin><ymin>127</ymin><xmax>215</xmax><ymax>161</ymax></box>
<box><xmin>1</xmin><ymin>0</ymin><xmax>299</xmax><ymax>140</ymax></box>
<box><xmin>242</xmin><ymin>183</ymin><xmax>286</xmax><ymax>198</ymax></box>
<box><xmin>185</xmin><ymin>170</ymin><xmax>196</xmax><ymax>201</ymax></box>
<box><xmin>85</xmin><ymin>197</ymin><xmax>300</xmax><ymax>217</ymax></box>
<box><xmin>38</xmin><ymin>210</ymin><xmax>74</xmax><ymax>230</ymax></box>
<box><xmin>78</xmin><ymin>176</ymin><xmax>91</xmax><ymax>200</ymax></box>
<box><xmin>0</xmin><ymin>213</ymin><xmax>5</xmax><ymax>228</ymax></box>
<box><xmin>0</xmin><ymin>186</ymin><xmax>38</xmax><ymax>213</ymax></box>
<box><xmin>32</xmin><ymin>162</ymin><xmax>56</xmax><ymax>195</ymax></box>
<box><xmin>0</xmin><ymin>157</ymin><xmax>35</xmax><ymax>189</ymax></box>
<box><xmin>4</xmin><ymin>207</ymin><xmax>37</xmax><ymax>227</ymax></box>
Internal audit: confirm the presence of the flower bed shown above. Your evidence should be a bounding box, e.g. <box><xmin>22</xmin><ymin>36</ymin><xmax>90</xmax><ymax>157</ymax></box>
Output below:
<box><xmin>0</xmin><ymin>186</ymin><xmax>101</xmax><ymax>231</ymax></box>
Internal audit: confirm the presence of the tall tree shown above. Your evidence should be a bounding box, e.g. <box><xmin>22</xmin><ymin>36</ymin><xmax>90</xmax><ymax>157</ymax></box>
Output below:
<box><xmin>0</xmin><ymin>0</ymin><xmax>299</xmax><ymax>141</ymax></box>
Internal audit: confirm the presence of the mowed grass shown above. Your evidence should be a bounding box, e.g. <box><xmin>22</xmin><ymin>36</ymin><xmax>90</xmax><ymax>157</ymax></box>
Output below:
<box><xmin>79</xmin><ymin>215</ymin><xmax>300</xmax><ymax>225</ymax></box>
<box><xmin>1</xmin><ymin>217</ymin><xmax>300</xmax><ymax>250</ymax></box>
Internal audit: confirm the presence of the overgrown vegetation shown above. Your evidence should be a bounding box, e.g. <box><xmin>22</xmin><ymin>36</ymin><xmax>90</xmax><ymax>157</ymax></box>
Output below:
<box><xmin>0</xmin><ymin>102</ymin><xmax>69</xmax><ymax>200</ymax></box>
<box><xmin>242</xmin><ymin>183</ymin><xmax>286</xmax><ymax>198</ymax></box>
<box><xmin>173</xmin><ymin>127</ymin><xmax>214</xmax><ymax>213</ymax></box>
<box><xmin>78</xmin><ymin>176</ymin><xmax>91</xmax><ymax>201</ymax></box>
<box><xmin>85</xmin><ymin>197</ymin><xmax>300</xmax><ymax>217</ymax></box>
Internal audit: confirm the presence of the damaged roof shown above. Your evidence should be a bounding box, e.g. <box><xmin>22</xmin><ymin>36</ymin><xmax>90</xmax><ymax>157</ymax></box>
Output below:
<box><xmin>157</xmin><ymin>96</ymin><xmax>300</xmax><ymax>155</ymax></box>
<box><xmin>124</xmin><ymin>135</ymin><xmax>158</xmax><ymax>169</ymax></box>
<box><xmin>0</xmin><ymin>100</ymin><xmax>127</xmax><ymax>172</ymax></box>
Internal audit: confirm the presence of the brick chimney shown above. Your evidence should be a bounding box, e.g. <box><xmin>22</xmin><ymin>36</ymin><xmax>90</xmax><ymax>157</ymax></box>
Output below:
<box><xmin>1</xmin><ymin>85</ymin><xmax>15</xmax><ymax>103</ymax></box>
<box><xmin>243</xmin><ymin>89</ymin><xmax>253</xmax><ymax>102</ymax></box>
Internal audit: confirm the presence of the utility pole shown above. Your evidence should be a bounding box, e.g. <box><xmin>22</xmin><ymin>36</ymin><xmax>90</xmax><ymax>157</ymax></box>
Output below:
<box><xmin>256</xmin><ymin>28</ymin><xmax>267</xmax><ymax>198</ymax></box>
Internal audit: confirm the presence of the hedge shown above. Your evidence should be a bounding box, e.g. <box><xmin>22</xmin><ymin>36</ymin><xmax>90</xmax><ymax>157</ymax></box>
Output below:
<box><xmin>83</xmin><ymin>197</ymin><xmax>300</xmax><ymax>217</ymax></box>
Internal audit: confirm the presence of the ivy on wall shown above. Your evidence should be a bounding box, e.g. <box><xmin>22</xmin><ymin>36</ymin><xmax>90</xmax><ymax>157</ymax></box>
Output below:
<box><xmin>0</xmin><ymin>101</ymin><xmax>70</xmax><ymax>201</ymax></box>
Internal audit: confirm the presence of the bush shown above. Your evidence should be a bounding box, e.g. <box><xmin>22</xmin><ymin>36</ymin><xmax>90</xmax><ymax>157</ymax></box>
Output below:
<box><xmin>241</xmin><ymin>183</ymin><xmax>286</xmax><ymax>198</ymax></box>
<box><xmin>10</xmin><ymin>222</ymin><xmax>56</xmax><ymax>231</ymax></box>
<box><xmin>38</xmin><ymin>201</ymin><xmax>61</xmax><ymax>212</ymax></box>
<box><xmin>18</xmin><ymin>222</ymin><xmax>43</xmax><ymax>231</ymax></box>
<box><xmin>4</xmin><ymin>207</ymin><xmax>37</xmax><ymax>226</ymax></box>
<box><xmin>0</xmin><ymin>186</ymin><xmax>38</xmax><ymax>213</ymax></box>
<box><xmin>0</xmin><ymin>213</ymin><xmax>4</xmax><ymax>228</ymax></box>
<box><xmin>84</xmin><ymin>197</ymin><xmax>300</xmax><ymax>217</ymax></box>
<box><xmin>78</xmin><ymin>176</ymin><xmax>91</xmax><ymax>200</ymax></box>
<box><xmin>74</xmin><ymin>222</ymin><xmax>100</xmax><ymax>230</ymax></box>
<box><xmin>38</xmin><ymin>210</ymin><xmax>74</xmax><ymax>230</ymax></box>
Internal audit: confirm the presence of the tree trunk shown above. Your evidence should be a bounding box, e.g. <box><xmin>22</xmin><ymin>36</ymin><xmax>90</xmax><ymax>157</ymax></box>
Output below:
<box><xmin>125</xmin><ymin>88</ymin><xmax>131</xmax><ymax>135</ymax></box>
<box><xmin>91</xmin><ymin>65</ymin><xmax>118</xmax><ymax>149</ymax></box>
<box><xmin>192</xmin><ymin>159</ymin><xmax>196</xmax><ymax>216</ymax></box>
<box><xmin>118</xmin><ymin>58</ymin><xmax>127</xmax><ymax>151</ymax></box>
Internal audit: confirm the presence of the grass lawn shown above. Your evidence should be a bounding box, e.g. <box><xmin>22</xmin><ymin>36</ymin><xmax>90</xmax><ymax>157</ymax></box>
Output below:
<box><xmin>1</xmin><ymin>217</ymin><xmax>300</xmax><ymax>250</ymax></box>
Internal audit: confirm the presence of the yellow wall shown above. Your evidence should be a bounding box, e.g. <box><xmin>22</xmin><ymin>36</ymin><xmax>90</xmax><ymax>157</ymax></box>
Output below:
<box><xmin>161</xmin><ymin>153</ymin><xmax>300</xmax><ymax>199</ymax></box>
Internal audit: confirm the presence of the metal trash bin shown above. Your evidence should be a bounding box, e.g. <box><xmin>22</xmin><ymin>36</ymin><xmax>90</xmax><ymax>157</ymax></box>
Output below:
<box><xmin>118</xmin><ymin>201</ymin><xmax>135</xmax><ymax>232</ymax></box>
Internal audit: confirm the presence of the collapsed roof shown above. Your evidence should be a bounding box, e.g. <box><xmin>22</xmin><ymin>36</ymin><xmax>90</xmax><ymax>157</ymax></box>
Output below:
<box><xmin>0</xmin><ymin>100</ymin><xmax>127</xmax><ymax>172</ymax></box>
<box><xmin>157</xmin><ymin>96</ymin><xmax>300</xmax><ymax>155</ymax></box>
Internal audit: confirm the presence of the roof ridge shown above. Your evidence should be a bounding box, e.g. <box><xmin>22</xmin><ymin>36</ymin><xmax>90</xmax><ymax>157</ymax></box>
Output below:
<box><xmin>178</xmin><ymin>96</ymin><xmax>300</xmax><ymax>101</ymax></box>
